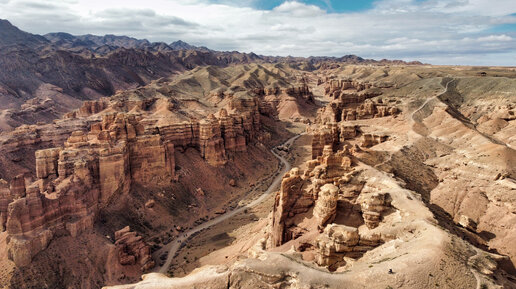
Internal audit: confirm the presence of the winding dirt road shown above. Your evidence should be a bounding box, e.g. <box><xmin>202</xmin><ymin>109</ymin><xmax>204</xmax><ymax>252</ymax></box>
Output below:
<box><xmin>156</xmin><ymin>133</ymin><xmax>302</xmax><ymax>273</ymax></box>
<box><xmin>411</xmin><ymin>78</ymin><xmax>453</xmax><ymax>124</ymax></box>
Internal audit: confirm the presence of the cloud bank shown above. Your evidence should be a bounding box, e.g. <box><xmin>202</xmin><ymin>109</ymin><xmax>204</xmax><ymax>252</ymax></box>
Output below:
<box><xmin>1</xmin><ymin>0</ymin><xmax>515</xmax><ymax>65</ymax></box>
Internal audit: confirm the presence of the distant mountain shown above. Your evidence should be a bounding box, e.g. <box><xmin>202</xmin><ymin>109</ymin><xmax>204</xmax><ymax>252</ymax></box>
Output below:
<box><xmin>0</xmin><ymin>18</ymin><xmax>422</xmax><ymax>132</ymax></box>
<box><xmin>169</xmin><ymin>40</ymin><xmax>210</xmax><ymax>51</ymax></box>
<box><xmin>0</xmin><ymin>19</ymin><xmax>49</xmax><ymax>47</ymax></box>
<box><xmin>45</xmin><ymin>32</ymin><xmax>150</xmax><ymax>50</ymax></box>
<box><xmin>44</xmin><ymin>32</ymin><xmax>209</xmax><ymax>53</ymax></box>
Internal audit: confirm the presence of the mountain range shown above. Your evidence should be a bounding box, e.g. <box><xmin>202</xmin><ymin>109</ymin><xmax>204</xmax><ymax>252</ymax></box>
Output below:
<box><xmin>0</xmin><ymin>19</ymin><xmax>421</xmax><ymax>132</ymax></box>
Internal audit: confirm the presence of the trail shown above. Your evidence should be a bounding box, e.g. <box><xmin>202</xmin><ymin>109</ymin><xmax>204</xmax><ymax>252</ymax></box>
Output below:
<box><xmin>411</xmin><ymin>78</ymin><xmax>512</xmax><ymax>149</ymax></box>
<box><xmin>156</xmin><ymin>133</ymin><xmax>302</xmax><ymax>273</ymax></box>
<box><xmin>410</xmin><ymin>78</ymin><xmax>453</xmax><ymax>126</ymax></box>
<box><xmin>468</xmin><ymin>250</ymin><xmax>482</xmax><ymax>289</ymax></box>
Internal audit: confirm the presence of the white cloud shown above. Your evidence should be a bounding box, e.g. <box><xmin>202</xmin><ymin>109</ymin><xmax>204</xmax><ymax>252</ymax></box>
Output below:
<box><xmin>478</xmin><ymin>34</ymin><xmax>513</xmax><ymax>41</ymax></box>
<box><xmin>0</xmin><ymin>0</ymin><xmax>515</xmax><ymax>65</ymax></box>
<box><xmin>273</xmin><ymin>1</ymin><xmax>325</xmax><ymax>17</ymax></box>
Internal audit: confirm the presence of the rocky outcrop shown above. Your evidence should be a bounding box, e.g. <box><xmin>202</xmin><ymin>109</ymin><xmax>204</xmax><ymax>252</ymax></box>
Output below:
<box><xmin>315</xmin><ymin>224</ymin><xmax>359</xmax><ymax>268</ymax></box>
<box><xmin>313</xmin><ymin>184</ymin><xmax>339</xmax><ymax>229</ymax></box>
<box><xmin>147</xmin><ymin>99</ymin><xmax>261</xmax><ymax>166</ymax></box>
<box><xmin>114</xmin><ymin>226</ymin><xmax>155</xmax><ymax>271</ymax></box>
<box><xmin>35</xmin><ymin>148</ymin><xmax>61</xmax><ymax>180</ymax></box>
<box><xmin>199</xmin><ymin>114</ymin><xmax>227</xmax><ymax>166</ymax></box>
<box><xmin>316</xmin><ymin>78</ymin><xmax>398</xmax><ymax>126</ymax></box>
<box><xmin>312</xmin><ymin>79</ymin><xmax>398</xmax><ymax>158</ymax></box>
<box><xmin>311</xmin><ymin>124</ymin><xmax>360</xmax><ymax>159</ymax></box>
<box><xmin>218</xmin><ymin>109</ymin><xmax>247</xmax><ymax>154</ymax></box>
<box><xmin>361</xmin><ymin>133</ymin><xmax>388</xmax><ymax>148</ymax></box>
<box><xmin>157</xmin><ymin>113</ymin><xmax>257</xmax><ymax>165</ymax></box>
<box><xmin>269</xmin><ymin>168</ymin><xmax>311</xmax><ymax>247</ymax></box>
<box><xmin>5</xmin><ymin>175</ymin><xmax>96</xmax><ymax>266</ymax></box>
<box><xmin>0</xmin><ymin>119</ymin><xmax>91</xmax><ymax>181</ymax></box>
<box><xmin>358</xmin><ymin>192</ymin><xmax>391</xmax><ymax>229</ymax></box>
<box><xmin>311</xmin><ymin>121</ymin><xmax>390</xmax><ymax>159</ymax></box>
<box><xmin>315</xmin><ymin>223</ymin><xmax>384</xmax><ymax>270</ymax></box>
<box><xmin>260</xmin><ymin>84</ymin><xmax>313</xmax><ymax>100</ymax></box>
<box><xmin>267</xmin><ymin>139</ymin><xmax>396</xmax><ymax>272</ymax></box>
<box><xmin>0</xmin><ymin>88</ymin><xmax>275</xmax><ymax>268</ymax></box>
<box><xmin>311</xmin><ymin>125</ymin><xmax>339</xmax><ymax>159</ymax></box>
<box><xmin>74</xmin><ymin>98</ymin><xmax>110</xmax><ymax>118</ymax></box>
<box><xmin>325</xmin><ymin>79</ymin><xmax>372</xmax><ymax>98</ymax></box>
<box><xmin>228</xmin><ymin>98</ymin><xmax>261</xmax><ymax>142</ymax></box>
<box><xmin>317</xmin><ymin>99</ymin><xmax>398</xmax><ymax>125</ymax></box>
<box><xmin>0</xmin><ymin>112</ymin><xmax>177</xmax><ymax>267</ymax></box>
<box><xmin>8</xmin><ymin>174</ymin><xmax>26</xmax><ymax>199</ymax></box>
<box><xmin>0</xmin><ymin>179</ymin><xmax>12</xmax><ymax>231</ymax></box>
<box><xmin>341</xmin><ymin>100</ymin><xmax>399</xmax><ymax>122</ymax></box>
<box><xmin>268</xmin><ymin>146</ymin><xmax>355</xmax><ymax>248</ymax></box>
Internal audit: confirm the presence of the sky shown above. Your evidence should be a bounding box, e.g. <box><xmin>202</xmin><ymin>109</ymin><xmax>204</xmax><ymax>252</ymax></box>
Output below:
<box><xmin>1</xmin><ymin>0</ymin><xmax>516</xmax><ymax>65</ymax></box>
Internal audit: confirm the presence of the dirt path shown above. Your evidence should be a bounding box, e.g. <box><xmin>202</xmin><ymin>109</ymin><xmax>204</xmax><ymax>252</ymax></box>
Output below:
<box><xmin>411</xmin><ymin>78</ymin><xmax>453</xmax><ymax>125</ymax></box>
<box><xmin>468</xmin><ymin>250</ymin><xmax>482</xmax><ymax>289</ymax></box>
<box><xmin>156</xmin><ymin>133</ymin><xmax>303</xmax><ymax>273</ymax></box>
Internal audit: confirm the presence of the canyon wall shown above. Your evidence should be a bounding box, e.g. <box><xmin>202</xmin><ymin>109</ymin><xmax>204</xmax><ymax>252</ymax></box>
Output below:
<box><xmin>312</xmin><ymin>79</ymin><xmax>398</xmax><ymax>159</ymax></box>
<box><xmin>0</xmin><ymin>93</ymin><xmax>268</xmax><ymax>268</ymax></box>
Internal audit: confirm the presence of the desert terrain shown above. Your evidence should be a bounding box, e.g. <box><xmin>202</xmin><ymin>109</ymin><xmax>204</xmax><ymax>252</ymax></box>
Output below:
<box><xmin>0</xmin><ymin>20</ymin><xmax>515</xmax><ymax>289</ymax></box>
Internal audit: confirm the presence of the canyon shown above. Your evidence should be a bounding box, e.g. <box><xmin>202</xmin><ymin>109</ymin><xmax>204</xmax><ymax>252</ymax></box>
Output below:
<box><xmin>0</xmin><ymin>21</ymin><xmax>515</xmax><ymax>289</ymax></box>
<box><xmin>103</xmin><ymin>65</ymin><xmax>516</xmax><ymax>289</ymax></box>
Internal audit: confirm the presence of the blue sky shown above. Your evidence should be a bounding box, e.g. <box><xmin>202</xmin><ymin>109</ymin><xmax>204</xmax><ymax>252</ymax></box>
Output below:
<box><xmin>1</xmin><ymin>0</ymin><xmax>516</xmax><ymax>65</ymax></box>
<box><xmin>240</xmin><ymin>0</ymin><xmax>376</xmax><ymax>12</ymax></box>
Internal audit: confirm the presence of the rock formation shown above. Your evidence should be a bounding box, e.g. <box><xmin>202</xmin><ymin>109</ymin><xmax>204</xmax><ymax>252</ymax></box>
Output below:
<box><xmin>0</xmin><ymin>118</ymin><xmax>91</xmax><ymax>181</ymax></box>
<box><xmin>361</xmin><ymin>133</ymin><xmax>389</xmax><ymax>148</ymax></box>
<box><xmin>317</xmin><ymin>99</ymin><xmax>399</xmax><ymax>125</ymax></box>
<box><xmin>265</xmin><ymin>133</ymin><xmax>401</xmax><ymax>274</ymax></box>
<box><xmin>114</xmin><ymin>226</ymin><xmax>155</xmax><ymax>271</ymax></box>
<box><xmin>0</xmin><ymin>112</ymin><xmax>176</xmax><ymax>267</ymax></box>
<box><xmin>268</xmin><ymin>145</ymin><xmax>356</xmax><ymax>249</ymax></box>
<box><xmin>325</xmin><ymin>79</ymin><xmax>372</xmax><ymax>97</ymax></box>
<box><xmin>310</xmin><ymin>78</ymin><xmax>399</xmax><ymax>159</ymax></box>
<box><xmin>269</xmin><ymin>168</ymin><xmax>311</xmax><ymax>247</ymax></box>
<box><xmin>0</xmin><ymin>74</ymin><xmax>282</xmax><ymax>270</ymax></box>
<box><xmin>315</xmin><ymin>77</ymin><xmax>398</xmax><ymax>126</ymax></box>
<box><xmin>311</xmin><ymin>124</ymin><xmax>361</xmax><ymax>159</ymax></box>
<box><xmin>103</xmin><ymin>65</ymin><xmax>516</xmax><ymax>289</ymax></box>
<box><xmin>314</xmin><ymin>222</ymin><xmax>386</xmax><ymax>270</ymax></box>
<box><xmin>314</xmin><ymin>224</ymin><xmax>359</xmax><ymax>268</ymax></box>
<box><xmin>199</xmin><ymin>114</ymin><xmax>227</xmax><ymax>166</ymax></box>
<box><xmin>358</xmin><ymin>192</ymin><xmax>391</xmax><ymax>229</ymax></box>
<box><xmin>313</xmin><ymin>184</ymin><xmax>339</xmax><ymax>229</ymax></box>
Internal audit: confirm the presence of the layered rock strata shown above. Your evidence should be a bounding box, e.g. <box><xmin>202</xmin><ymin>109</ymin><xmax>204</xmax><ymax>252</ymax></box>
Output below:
<box><xmin>325</xmin><ymin>79</ymin><xmax>372</xmax><ymax>97</ymax></box>
<box><xmin>316</xmin><ymin>78</ymin><xmax>398</xmax><ymax>125</ymax></box>
<box><xmin>317</xmin><ymin>99</ymin><xmax>399</xmax><ymax>125</ymax></box>
<box><xmin>311</xmin><ymin>124</ymin><xmax>360</xmax><ymax>159</ymax></box>
<box><xmin>358</xmin><ymin>192</ymin><xmax>391</xmax><ymax>229</ymax></box>
<box><xmin>269</xmin><ymin>145</ymin><xmax>355</xmax><ymax>248</ymax></box>
<box><xmin>315</xmin><ymin>224</ymin><xmax>358</xmax><ymax>268</ymax></box>
<box><xmin>0</xmin><ymin>89</ymin><xmax>273</xmax><ymax>268</ymax></box>
<box><xmin>313</xmin><ymin>184</ymin><xmax>339</xmax><ymax>229</ymax></box>
<box><xmin>0</xmin><ymin>113</ymin><xmax>175</xmax><ymax>267</ymax></box>
<box><xmin>266</xmin><ymin>139</ymin><xmax>399</xmax><ymax>273</ymax></box>
<box><xmin>268</xmin><ymin>168</ymin><xmax>310</xmax><ymax>247</ymax></box>
<box><xmin>361</xmin><ymin>133</ymin><xmax>389</xmax><ymax>148</ymax></box>
<box><xmin>115</xmin><ymin>226</ymin><xmax>155</xmax><ymax>271</ymax></box>
<box><xmin>0</xmin><ymin>118</ymin><xmax>92</xmax><ymax>181</ymax></box>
